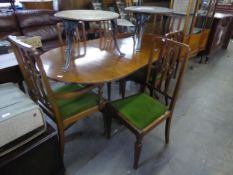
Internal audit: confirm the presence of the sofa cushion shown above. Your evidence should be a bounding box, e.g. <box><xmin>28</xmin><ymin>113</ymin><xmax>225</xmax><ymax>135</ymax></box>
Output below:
<box><xmin>15</xmin><ymin>10</ymin><xmax>62</xmax><ymax>43</ymax></box>
<box><xmin>15</xmin><ymin>10</ymin><xmax>61</xmax><ymax>29</ymax></box>
<box><xmin>22</xmin><ymin>25</ymin><xmax>59</xmax><ymax>42</ymax></box>
<box><xmin>0</xmin><ymin>11</ymin><xmax>20</xmax><ymax>39</ymax></box>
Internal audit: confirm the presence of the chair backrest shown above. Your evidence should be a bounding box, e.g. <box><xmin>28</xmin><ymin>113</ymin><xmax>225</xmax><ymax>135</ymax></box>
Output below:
<box><xmin>152</xmin><ymin>14</ymin><xmax>182</xmax><ymax>35</ymax></box>
<box><xmin>146</xmin><ymin>37</ymin><xmax>190</xmax><ymax>113</ymax></box>
<box><xmin>165</xmin><ymin>30</ymin><xmax>184</xmax><ymax>42</ymax></box>
<box><xmin>7</xmin><ymin>36</ymin><xmax>54</xmax><ymax>114</ymax></box>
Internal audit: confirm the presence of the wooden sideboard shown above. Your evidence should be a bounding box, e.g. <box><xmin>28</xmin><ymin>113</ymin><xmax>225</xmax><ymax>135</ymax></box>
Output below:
<box><xmin>204</xmin><ymin>12</ymin><xmax>233</xmax><ymax>61</ymax></box>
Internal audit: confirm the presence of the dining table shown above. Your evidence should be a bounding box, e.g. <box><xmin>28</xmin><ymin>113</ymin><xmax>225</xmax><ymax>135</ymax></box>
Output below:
<box><xmin>40</xmin><ymin>34</ymin><xmax>158</xmax><ymax>85</ymax></box>
<box><xmin>54</xmin><ymin>10</ymin><xmax>125</xmax><ymax>71</ymax></box>
<box><xmin>125</xmin><ymin>6</ymin><xmax>173</xmax><ymax>51</ymax></box>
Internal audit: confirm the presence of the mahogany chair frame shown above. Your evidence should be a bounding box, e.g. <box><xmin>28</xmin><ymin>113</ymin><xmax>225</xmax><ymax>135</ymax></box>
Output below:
<box><xmin>8</xmin><ymin>36</ymin><xmax>105</xmax><ymax>156</ymax></box>
<box><xmin>104</xmin><ymin>37</ymin><xmax>190</xmax><ymax>169</ymax></box>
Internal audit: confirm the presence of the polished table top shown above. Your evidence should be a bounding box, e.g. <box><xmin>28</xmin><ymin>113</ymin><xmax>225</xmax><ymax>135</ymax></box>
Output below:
<box><xmin>125</xmin><ymin>6</ymin><xmax>173</xmax><ymax>14</ymax></box>
<box><xmin>40</xmin><ymin>34</ymin><xmax>158</xmax><ymax>84</ymax></box>
<box><xmin>55</xmin><ymin>10</ymin><xmax>119</xmax><ymax>22</ymax></box>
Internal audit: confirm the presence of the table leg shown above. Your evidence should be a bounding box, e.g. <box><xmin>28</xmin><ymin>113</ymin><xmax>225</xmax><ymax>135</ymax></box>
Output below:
<box><xmin>111</xmin><ymin>19</ymin><xmax>125</xmax><ymax>57</ymax></box>
<box><xmin>63</xmin><ymin>20</ymin><xmax>77</xmax><ymax>71</ymax></box>
<box><xmin>134</xmin><ymin>14</ymin><xmax>150</xmax><ymax>51</ymax></box>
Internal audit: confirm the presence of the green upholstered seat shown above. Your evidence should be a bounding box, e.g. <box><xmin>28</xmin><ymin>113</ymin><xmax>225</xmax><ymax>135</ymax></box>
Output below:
<box><xmin>55</xmin><ymin>84</ymin><xmax>99</xmax><ymax>120</ymax></box>
<box><xmin>111</xmin><ymin>93</ymin><xmax>167</xmax><ymax>130</ymax></box>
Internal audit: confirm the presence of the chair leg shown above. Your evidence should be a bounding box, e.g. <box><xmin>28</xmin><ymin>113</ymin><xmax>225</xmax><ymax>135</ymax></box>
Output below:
<box><xmin>205</xmin><ymin>56</ymin><xmax>209</xmax><ymax>63</ymax></box>
<box><xmin>133</xmin><ymin>135</ymin><xmax>143</xmax><ymax>169</ymax></box>
<box><xmin>149</xmin><ymin>85</ymin><xmax>154</xmax><ymax>97</ymax></box>
<box><xmin>173</xmin><ymin>61</ymin><xmax>179</xmax><ymax>78</ymax></box>
<box><xmin>140</xmin><ymin>84</ymin><xmax>145</xmax><ymax>92</ymax></box>
<box><xmin>103</xmin><ymin>112</ymin><xmax>112</xmax><ymax>139</ymax></box>
<box><xmin>119</xmin><ymin>80</ymin><xmax>126</xmax><ymax>98</ymax></box>
<box><xmin>165</xmin><ymin>117</ymin><xmax>172</xmax><ymax>144</ymax></box>
<box><xmin>107</xmin><ymin>82</ymin><xmax>111</xmax><ymax>101</ymax></box>
<box><xmin>58</xmin><ymin>128</ymin><xmax>65</xmax><ymax>157</ymax></box>
<box><xmin>199</xmin><ymin>55</ymin><xmax>203</xmax><ymax>64</ymax></box>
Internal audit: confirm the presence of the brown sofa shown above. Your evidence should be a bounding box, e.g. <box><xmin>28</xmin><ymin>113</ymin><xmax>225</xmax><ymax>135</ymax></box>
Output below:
<box><xmin>0</xmin><ymin>9</ymin><xmax>62</xmax><ymax>51</ymax></box>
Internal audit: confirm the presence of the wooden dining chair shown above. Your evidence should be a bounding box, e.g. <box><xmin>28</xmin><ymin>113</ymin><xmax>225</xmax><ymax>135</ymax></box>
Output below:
<box><xmin>8</xmin><ymin>35</ymin><xmax>105</xmax><ymax>156</ymax></box>
<box><xmin>104</xmin><ymin>37</ymin><xmax>190</xmax><ymax>169</ymax></box>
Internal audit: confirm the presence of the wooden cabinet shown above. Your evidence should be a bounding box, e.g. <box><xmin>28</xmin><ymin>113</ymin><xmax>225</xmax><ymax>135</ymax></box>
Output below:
<box><xmin>170</xmin><ymin>0</ymin><xmax>218</xmax><ymax>57</ymax></box>
<box><xmin>216</xmin><ymin>4</ymin><xmax>233</xmax><ymax>13</ymax></box>
<box><xmin>205</xmin><ymin>13</ymin><xmax>233</xmax><ymax>58</ymax></box>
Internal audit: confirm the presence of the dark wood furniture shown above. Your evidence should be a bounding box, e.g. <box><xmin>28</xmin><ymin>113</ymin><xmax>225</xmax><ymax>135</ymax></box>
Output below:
<box><xmin>203</xmin><ymin>12</ymin><xmax>233</xmax><ymax>62</ymax></box>
<box><xmin>0</xmin><ymin>123</ymin><xmax>65</xmax><ymax>175</ymax></box>
<box><xmin>216</xmin><ymin>3</ymin><xmax>233</xmax><ymax>38</ymax></box>
<box><xmin>104</xmin><ymin>37</ymin><xmax>190</xmax><ymax>169</ymax></box>
<box><xmin>170</xmin><ymin>0</ymin><xmax>218</xmax><ymax>58</ymax></box>
<box><xmin>216</xmin><ymin>3</ymin><xmax>233</xmax><ymax>14</ymax></box>
<box><xmin>0</xmin><ymin>53</ymin><xmax>24</xmax><ymax>91</ymax></box>
<box><xmin>9</xmin><ymin>36</ymin><xmax>105</xmax><ymax>156</ymax></box>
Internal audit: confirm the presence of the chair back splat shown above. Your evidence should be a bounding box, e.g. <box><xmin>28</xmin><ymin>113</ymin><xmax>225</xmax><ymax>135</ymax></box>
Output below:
<box><xmin>8</xmin><ymin>36</ymin><xmax>56</xmax><ymax>116</ymax></box>
<box><xmin>8</xmin><ymin>35</ymin><xmax>105</xmax><ymax>155</ymax></box>
<box><xmin>146</xmin><ymin>37</ymin><xmax>190</xmax><ymax>112</ymax></box>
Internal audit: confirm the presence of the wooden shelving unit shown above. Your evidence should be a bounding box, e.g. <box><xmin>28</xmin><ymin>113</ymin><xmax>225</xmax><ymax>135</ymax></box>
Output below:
<box><xmin>170</xmin><ymin>0</ymin><xmax>218</xmax><ymax>57</ymax></box>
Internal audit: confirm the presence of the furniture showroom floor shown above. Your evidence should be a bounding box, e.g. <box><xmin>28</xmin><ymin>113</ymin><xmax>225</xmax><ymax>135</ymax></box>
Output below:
<box><xmin>50</xmin><ymin>41</ymin><xmax>233</xmax><ymax>175</ymax></box>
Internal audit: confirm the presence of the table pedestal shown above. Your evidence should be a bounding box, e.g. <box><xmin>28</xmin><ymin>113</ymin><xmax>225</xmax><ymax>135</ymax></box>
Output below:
<box><xmin>126</xmin><ymin>6</ymin><xmax>173</xmax><ymax>51</ymax></box>
<box><xmin>63</xmin><ymin>19</ymin><xmax>125</xmax><ymax>71</ymax></box>
<box><xmin>134</xmin><ymin>13</ymin><xmax>150</xmax><ymax>51</ymax></box>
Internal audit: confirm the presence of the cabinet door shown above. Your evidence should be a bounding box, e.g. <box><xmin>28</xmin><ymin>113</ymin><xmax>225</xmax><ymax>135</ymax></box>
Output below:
<box><xmin>205</xmin><ymin>0</ymin><xmax>218</xmax><ymax>29</ymax></box>
<box><xmin>210</xmin><ymin>17</ymin><xmax>231</xmax><ymax>54</ymax></box>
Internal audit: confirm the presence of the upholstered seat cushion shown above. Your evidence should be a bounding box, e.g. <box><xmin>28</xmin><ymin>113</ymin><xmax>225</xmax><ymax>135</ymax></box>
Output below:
<box><xmin>111</xmin><ymin>93</ymin><xmax>167</xmax><ymax>130</ymax></box>
<box><xmin>55</xmin><ymin>84</ymin><xmax>99</xmax><ymax>120</ymax></box>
